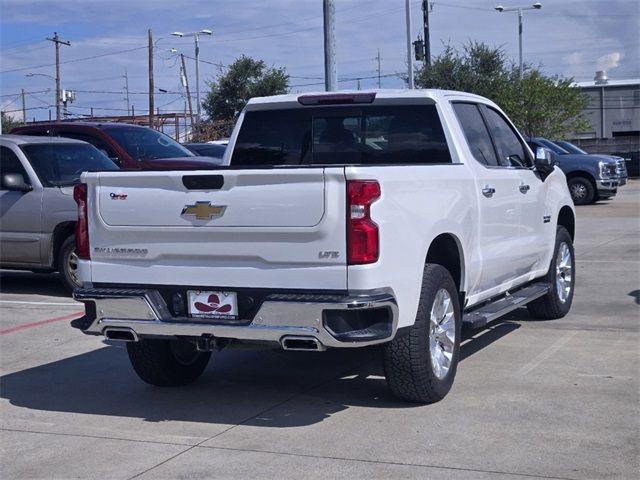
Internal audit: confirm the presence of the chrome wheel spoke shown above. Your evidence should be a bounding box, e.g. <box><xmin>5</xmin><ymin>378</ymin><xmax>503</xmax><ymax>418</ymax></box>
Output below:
<box><xmin>67</xmin><ymin>250</ymin><xmax>81</xmax><ymax>286</ymax></box>
<box><xmin>555</xmin><ymin>242</ymin><xmax>573</xmax><ymax>303</ymax></box>
<box><xmin>429</xmin><ymin>287</ymin><xmax>456</xmax><ymax>380</ymax></box>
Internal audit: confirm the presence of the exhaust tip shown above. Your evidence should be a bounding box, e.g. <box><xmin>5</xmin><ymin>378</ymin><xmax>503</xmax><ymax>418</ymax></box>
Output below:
<box><xmin>281</xmin><ymin>336</ymin><xmax>324</xmax><ymax>352</ymax></box>
<box><xmin>104</xmin><ymin>328</ymin><xmax>138</xmax><ymax>342</ymax></box>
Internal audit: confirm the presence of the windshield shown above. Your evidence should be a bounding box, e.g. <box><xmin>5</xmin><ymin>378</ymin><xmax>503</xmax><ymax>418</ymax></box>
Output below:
<box><xmin>555</xmin><ymin>141</ymin><xmax>588</xmax><ymax>155</ymax></box>
<box><xmin>536</xmin><ymin>138</ymin><xmax>570</xmax><ymax>155</ymax></box>
<box><xmin>104</xmin><ymin>126</ymin><xmax>195</xmax><ymax>160</ymax></box>
<box><xmin>20</xmin><ymin>143</ymin><xmax>118</xmax><ymax>187</ymax></box>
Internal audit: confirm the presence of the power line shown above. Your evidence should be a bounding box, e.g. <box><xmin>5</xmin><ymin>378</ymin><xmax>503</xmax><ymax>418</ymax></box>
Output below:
<box><xmin>0</xmin><ymin>46</ymin><xmax>147</xmax><ymax>74</ymax></box>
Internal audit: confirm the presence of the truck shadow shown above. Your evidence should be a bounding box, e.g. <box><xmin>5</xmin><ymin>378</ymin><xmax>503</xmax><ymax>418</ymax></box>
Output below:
<box><xmin>0</xmin><ymin>270</ymin><xmax>69</xmax><ymax>298</ymax></box>
<box><xmin>0</xmin><ymin>318</ymin><xmax>520</xmax><ymax>428</ymax></box>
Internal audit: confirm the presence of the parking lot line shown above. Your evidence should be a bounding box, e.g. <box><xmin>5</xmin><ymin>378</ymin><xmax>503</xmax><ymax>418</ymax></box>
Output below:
<box><xmin>516</xmin><ymin>331</ymin><xmax>577</xmax><ymax>375</ymax></box>
<box><xmin>0</xmin><ymin>300</ymin><xmax>80</xmax><ymax>306</ymax></box>
<box><xmin>0</xmin><ymin>312</ymin><xmax>83</xmax><ymax>336</ymax></box>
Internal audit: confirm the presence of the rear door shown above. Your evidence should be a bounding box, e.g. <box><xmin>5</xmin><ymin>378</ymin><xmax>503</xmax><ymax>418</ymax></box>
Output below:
<box><xmin>452</xmin><ymin>103</ymin><xmax>523</xmax><ymax>293</ymax></box>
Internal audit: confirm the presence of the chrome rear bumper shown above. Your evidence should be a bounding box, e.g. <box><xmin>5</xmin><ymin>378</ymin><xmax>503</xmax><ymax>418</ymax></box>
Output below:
<box><xmin>72</xmin><ymin>287</ymin><xmax>398</xmax><ymax>349</ymax></box>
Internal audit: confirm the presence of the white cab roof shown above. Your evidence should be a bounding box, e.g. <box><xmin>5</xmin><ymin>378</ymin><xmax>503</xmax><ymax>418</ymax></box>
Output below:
<box><xmin>246</xmin><ymin>89</ymin><xmax>493</xmax><ymax>110</ymax></box>
<box><xmin>0</xmin><ymin>134</ymin><xmax>88</xmax><ymax>146</ymax></box>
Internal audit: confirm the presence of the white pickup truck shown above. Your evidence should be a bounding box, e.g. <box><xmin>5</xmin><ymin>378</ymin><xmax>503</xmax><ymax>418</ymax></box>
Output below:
<box><xmin>72</xmin><ymin>90</ymin><xmax>575</xmax><ymax>403</ymax></box>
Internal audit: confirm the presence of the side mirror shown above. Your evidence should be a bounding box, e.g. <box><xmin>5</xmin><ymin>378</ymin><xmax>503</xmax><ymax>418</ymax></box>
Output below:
<box><xmin>1</xmin><ymin>173</ymin><xmax>33</xmax><ymax>192</ymax></box>
<box><xmin>534</xmin><ymin>147</ymin><xmax>554</xmax><ymax>174</ymax></box>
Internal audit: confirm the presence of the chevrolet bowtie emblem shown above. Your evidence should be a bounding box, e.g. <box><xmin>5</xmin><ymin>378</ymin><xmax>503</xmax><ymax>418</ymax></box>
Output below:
<box><xmin>181</xmin><ymin>201</ymin><xmax>226</xmax><ymax>220</ymax></box>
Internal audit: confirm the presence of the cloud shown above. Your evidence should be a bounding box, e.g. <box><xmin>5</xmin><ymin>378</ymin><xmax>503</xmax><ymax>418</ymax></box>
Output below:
<box><xmin>564</xmin><ymin>52</ymin><xmax>585</xmax><ymax>67</ymax></box>
<box><xmin>596</xmin><ymin>51</ymin><xmax>624</xmax><ymax>72</ymax></box>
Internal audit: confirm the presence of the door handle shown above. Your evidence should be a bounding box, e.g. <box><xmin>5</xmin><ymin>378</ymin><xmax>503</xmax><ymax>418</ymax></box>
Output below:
<box><xmin>482</xmin><ymin>187</ymin><xmax>495</xmax><ymax>198</ymax></box>
<box><xmin>519</xmin><ymin>184</ymin><xmax>530</xmax><ymax>194</ymax></box>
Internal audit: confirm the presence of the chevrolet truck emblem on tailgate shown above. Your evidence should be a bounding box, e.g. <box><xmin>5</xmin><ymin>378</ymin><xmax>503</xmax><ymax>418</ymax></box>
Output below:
<box><xmin>181</xmin><ymin>201</ymin><xmax>227</xmax><ymax>220</ymax></box>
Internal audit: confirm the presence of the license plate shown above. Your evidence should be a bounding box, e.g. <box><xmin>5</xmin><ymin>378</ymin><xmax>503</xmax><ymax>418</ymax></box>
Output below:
<box><xmin>188</xmin><ymin>290</ymin><xmax>238</xmax><ymax>320</ymax></box>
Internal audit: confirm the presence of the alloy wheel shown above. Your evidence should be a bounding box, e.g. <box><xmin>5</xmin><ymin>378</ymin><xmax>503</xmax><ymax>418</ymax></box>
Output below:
<box><xmin>556</xmin><ymin>242</ymin><xmax>573</xmax><ymax>303</ymax></box>
<box><xmin>428</xmin><ymin>288</ymin><xmax>456</xmax><ymax>380</ymax></box>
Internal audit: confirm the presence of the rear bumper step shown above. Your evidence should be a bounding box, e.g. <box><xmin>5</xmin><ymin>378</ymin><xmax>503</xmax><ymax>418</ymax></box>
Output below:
<box><xmin>73</xmin><ymin>287</ymin><xmax>398</xmax><ymax>349</ymax></box>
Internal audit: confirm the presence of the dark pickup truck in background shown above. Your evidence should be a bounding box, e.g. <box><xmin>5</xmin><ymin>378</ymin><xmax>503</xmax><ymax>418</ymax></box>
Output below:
<box><xmin>527</xmin><ymin>137</ymin><xmax>620</xmax><ymax>205</ymax></box>
<box><xmin>12</xmin><ymin>122</ymin><xmax>224</xmax><ymax>170</ymax></box>
<box><xmin>554</xmin><ymin>140</ymin><xmax>628</xmax><ymax>186</ymax></box>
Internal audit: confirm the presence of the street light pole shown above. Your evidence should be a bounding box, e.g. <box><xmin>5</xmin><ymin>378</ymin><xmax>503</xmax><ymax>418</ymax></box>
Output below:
<box><xmin>171</xmin><ymin>29</ymin><xmax>212</xmax><ymax>119</ymax></box>
<box><xmin>405</xmin><ymin>0</ymin><xmax>414</xmax><ymax>89</ymax></box>
<box><xmin>195</xmin><ymin>34</ymin><xmax>201</xmax><ymax>117</ymax></box>
<box><xmin>495</xmin><ymin>2</ymin><xmax>542</xmax><ymax>79</ymax></box>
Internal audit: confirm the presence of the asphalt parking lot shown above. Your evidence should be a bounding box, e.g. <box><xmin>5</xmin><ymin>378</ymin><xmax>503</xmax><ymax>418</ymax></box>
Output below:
<box><xmin>1</xmin><ymin>181</ymin><xmax>638</xmax><ymax>480</ymax></box>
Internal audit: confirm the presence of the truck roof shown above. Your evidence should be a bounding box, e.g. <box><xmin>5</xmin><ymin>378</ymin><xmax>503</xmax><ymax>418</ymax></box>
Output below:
<box><xmin>246</xmin><ymin>89</ymin><xmax>491</xmax><ymax>109</ymax></box>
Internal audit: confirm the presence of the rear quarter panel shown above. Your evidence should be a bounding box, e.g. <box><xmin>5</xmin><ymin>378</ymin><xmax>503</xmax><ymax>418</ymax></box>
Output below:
<box><xmin>345</xmin><ymin>164</ymin><xmax>477</xmax><ymax>329</ymax></box>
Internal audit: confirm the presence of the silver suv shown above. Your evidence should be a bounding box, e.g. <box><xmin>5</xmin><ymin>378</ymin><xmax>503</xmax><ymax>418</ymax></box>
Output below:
<box><xmin>0</xmin><ymin>134</ymin><xmax>117</xmax><ymax>292</ymax></box>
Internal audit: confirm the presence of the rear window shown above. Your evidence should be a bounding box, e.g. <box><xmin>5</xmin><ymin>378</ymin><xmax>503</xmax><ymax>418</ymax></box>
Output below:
<box><xmin>231</xmin><ymin>105</ymin><xmax>451</xmax><ymax>166</ymax></box>
<box><xmin>20</xmin><ymin>143</ymin><xmax>118</xmax><ymax>187</ymax></box>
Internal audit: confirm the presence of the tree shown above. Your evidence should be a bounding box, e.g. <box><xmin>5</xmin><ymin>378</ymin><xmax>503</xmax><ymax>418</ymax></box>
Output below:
<box><xmin>1</xmin><ymin>111</ymin><xmax>23</xmax><ymax>133</ymax></box>
<box><xmin>199</xmin><ymin>55</ymin><xmax>289</xmax><ymax>139</ymax></box>
<box><xmin>415</xmin><ymin>42</ymin><xmax>510</xmax><ymax>100</ymax></box>
<box><xmin>415</xmin><ymin>42</ymin><xmax>588</xmax><ymax>138</ymax></box>
<box><xmin>500</xmin><ymin>69</ymin><xmax>589</xmax><ymax>138</ymax></box>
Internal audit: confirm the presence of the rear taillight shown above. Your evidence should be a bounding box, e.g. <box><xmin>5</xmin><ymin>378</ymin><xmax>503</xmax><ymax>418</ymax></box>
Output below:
<box><xmin>73</xmin><ymin>183</ymin><xmax>90</xmax><ymax>259</ymax></box>
<box><xmin>347</xmin><ymin>180</ymin><xmax>380</xmax><ymax>265</ymax></box>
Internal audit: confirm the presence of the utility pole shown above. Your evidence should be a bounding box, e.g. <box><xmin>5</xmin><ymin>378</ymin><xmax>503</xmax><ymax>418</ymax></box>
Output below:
<box><xmin>184</xmin><ymin>101</ymin><xmax>188</xmax><ymax>142</ymax></box>
<box><xmin>123</xmin><ymin>69</ymin><xmax>131</xmax><ymax>116</ymax></box>
<box><xmin>405</xmin><ymin>0</ymin><xmax>414</xmax><ymax>89</ymax></box>
<box><xmin>46</xmin><ymin>32</ymin><xmax>70</xmax><ymax>121</ymax></box>
<box><xmin>21</xmin><ymin>89</ymin><xmax>26</xmax><ymax>122</ymax></box>
<box><xmin>148</xmin><ymin>29</ymin><xmax>155</xmax><ymax>129</ymax></box>
<box><xmin>376</xmin><ymin>49</ymin><xmax>382</xmax><ymax>88</ymax></box>
<box><xmin>323</xmin><ymin>0</ymin><xmax>337</xmax><ymax>91</ymax></box>
<box><xmin>422</xmin><ymin>0</ymin><xmax>431</xmax><ymax>65</ymax></box>
<box><xmin>180</xmin><ymin>54</ymin><xmax>194</xmax><ymax>129</ymax></box>
<box><xmin>422</xmin><ymin>1</ymin><xmax>431</xmax><ymax>66</ymax></box>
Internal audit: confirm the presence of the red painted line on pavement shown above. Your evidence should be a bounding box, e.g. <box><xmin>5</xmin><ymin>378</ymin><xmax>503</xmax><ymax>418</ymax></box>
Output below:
<box><xmin>0</xmin><ymin>311</ymin><xmax>83</xmax><ymax>335</ymax></box>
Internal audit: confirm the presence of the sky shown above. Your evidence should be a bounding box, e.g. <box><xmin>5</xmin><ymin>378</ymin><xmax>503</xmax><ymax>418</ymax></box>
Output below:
<box><xmin>1</xmin><ymin>0</ymin><xmax>638</xmax><ymax>122</ymax></box>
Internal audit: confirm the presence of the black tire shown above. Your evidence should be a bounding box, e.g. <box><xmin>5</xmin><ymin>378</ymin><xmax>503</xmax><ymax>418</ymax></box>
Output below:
<box><xmin>527</xmin><ymin>226</ymin><xmax>575</xmax><ymax>320</ymax></box>
<box><xmin>383</xmin><ymin>264</ymin><xmax>461</xmax><ymax>403</ymax></box>
<box><xmin>126</xmin><ymin>338</ymin><xmax>212</xmax><ymax>386</ymax></box>
<box><xmin>568</xmin><ymin>177</ymin><xmax>595</xmax><ymax>205</ymax></box>
<box><xmin>58</xmin><ymin>235</ymin><xmax>81</xmax><ymax>294</ymax></box>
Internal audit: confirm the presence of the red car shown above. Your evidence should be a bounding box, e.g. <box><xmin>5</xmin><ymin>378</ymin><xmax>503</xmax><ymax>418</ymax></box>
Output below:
<box><xmin>12</xmin><ymin>122</ymin><xmax>223</xmax><ymax>170</ymax></box>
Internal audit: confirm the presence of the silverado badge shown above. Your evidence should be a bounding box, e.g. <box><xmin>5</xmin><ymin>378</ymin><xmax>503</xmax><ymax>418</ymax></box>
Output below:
<box><xmin>181</xmin><ymin>201</ymin><xmax>227</xmax><ymax>220</ymax></box>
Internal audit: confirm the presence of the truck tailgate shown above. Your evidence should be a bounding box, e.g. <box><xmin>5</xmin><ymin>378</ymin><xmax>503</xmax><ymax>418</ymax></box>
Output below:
<box><xmin>86</xmin><ymin>168</ymin><xmax>347</xmax><ymax>289</ymax></box>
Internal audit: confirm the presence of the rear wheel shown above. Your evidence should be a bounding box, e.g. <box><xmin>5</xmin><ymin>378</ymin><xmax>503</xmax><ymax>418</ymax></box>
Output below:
<box><xmin>383</xmin><ymin>264</ymin><xmax>461</xmax><ymax>403</ymax></box>
<box><xmin>126</xmin><ymin>338</ymin><xmax>212</xmax><ymax>386</ymax></box>
<box><xmin>568</xmin><ymin>177</ymin><xmax>595</xmax><ymax>205</ymax></box>
<box><xmin>527</xmin><ymin>226</ymin><xmax>575</xmax><ymax>319</ymax></box>
<box><xmin>58</xmin><ymin>235</ymin><xmax>81</xmax><ymax>294</ymax></box>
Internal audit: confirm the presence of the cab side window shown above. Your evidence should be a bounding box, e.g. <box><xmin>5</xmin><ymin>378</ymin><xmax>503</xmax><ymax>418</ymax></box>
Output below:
<box><xmin>62</xmin><ymin>132</ymin><xmax>120</xmax><ymax>165</ymax></box>
<box><xmin>452</xmin><ymin>103</ymin><xmax>499</xmax><ymax>167</ymax></box>
<box><xmin>482</xmin><ymin>107</ymin><xmax>531</xmax><ymax>168</ymax></box>
<box><xmin>0</xmin><ymin>146</ymin><xmax>30</xmax><ymax>189</ymax></box>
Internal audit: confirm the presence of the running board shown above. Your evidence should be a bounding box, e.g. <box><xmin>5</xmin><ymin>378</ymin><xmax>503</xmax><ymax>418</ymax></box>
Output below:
<box><xmin>463</xmin><ymin>283</ymin><xmax>551</xmax><ymax>329</ymax></box>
